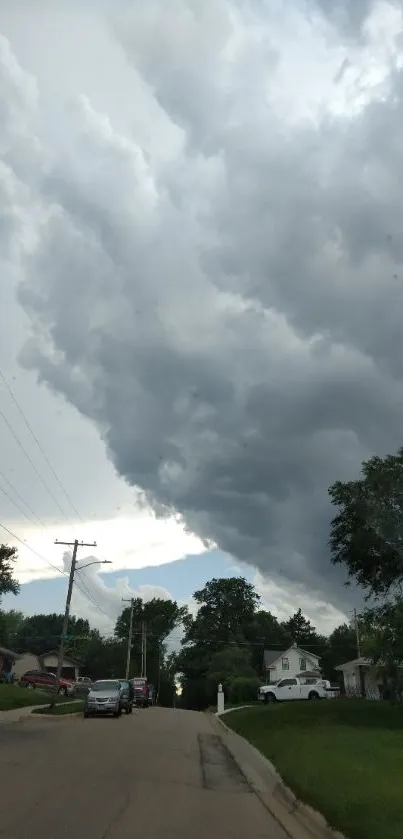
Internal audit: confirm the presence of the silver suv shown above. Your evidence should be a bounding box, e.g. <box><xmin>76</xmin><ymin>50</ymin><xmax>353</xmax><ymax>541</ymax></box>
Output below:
<box><xmin>84</xmin><ymin>680</ymin><xmax>122</xmax><ymax>718</ymax></box>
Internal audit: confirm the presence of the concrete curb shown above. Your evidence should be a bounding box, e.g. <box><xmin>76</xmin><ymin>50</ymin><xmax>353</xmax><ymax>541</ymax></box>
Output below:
<box><xmin>0</xmin><ymin>701</ymin><xmax>83</xmax><ymax>725</ymax></box>
<box><xmin>0</xmin><ymin>704</ymin><xmax>49</xmax><ymax>725</ymax></box>
<box><xmin>216</xmin><ymin>704</ymin><xmax>255</xmax><ymax>716</ymax></box>
<box><xmin>211</xmin><ymin>713</ymin><xmax>348</xmax><ymax>839</ymax></box>
<box><xmin>30</xmin><ymin>710</ymin><xmax>83</xmax><ymax>719</ymax></box>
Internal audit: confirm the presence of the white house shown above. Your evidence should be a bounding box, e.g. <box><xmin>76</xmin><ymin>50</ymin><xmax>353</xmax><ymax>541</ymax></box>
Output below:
<box><xmin>335</xmin><ymin>657</ymin><xmax>391</xmax><ymax>700</ymax></box>
<box><xmin>263</xmin><ymin>642</ymin><xmax>321</xmax><ymax>683</ymax></box>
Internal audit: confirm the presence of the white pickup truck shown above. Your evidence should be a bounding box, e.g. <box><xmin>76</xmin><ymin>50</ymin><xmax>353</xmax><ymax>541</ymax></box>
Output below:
<box><xmin>258</xmin><ymin>676</ymin><xmax>339</xmax><ymax>703</ymax></box>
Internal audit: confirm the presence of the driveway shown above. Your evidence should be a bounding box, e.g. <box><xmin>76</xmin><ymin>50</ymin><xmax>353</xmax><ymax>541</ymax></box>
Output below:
<box><xmin>0</xmin><ymin>707</ymin><xmax>287</xmax><ymax>838</ymax></box>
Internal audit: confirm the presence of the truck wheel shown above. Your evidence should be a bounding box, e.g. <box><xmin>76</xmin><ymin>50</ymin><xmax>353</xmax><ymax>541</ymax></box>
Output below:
<box><xmin>264</xmin><ymin>692</ymin><xmax>276</xmax><ymax>703</ymax></box>
<box><xmin>308</xmin><ymin>691</ymin><xmax>320</xmax><ymax>700</ymax></box>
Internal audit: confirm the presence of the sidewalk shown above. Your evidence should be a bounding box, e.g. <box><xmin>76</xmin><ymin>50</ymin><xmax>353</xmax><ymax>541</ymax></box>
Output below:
<box><xmin>0</xmin><ymin>704</ymin><xmax>51</xmax><ymax>725</ymax></box>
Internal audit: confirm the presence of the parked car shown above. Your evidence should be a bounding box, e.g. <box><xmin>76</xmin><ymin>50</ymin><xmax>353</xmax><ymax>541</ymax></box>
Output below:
<box><xmin>258</xmin><ymin>676</ymin><xmax>339</xmax><ymax>703</ymax></box>
<box><xmin>118</xmin><ymin>679</ymin><xmax>133</xmax><ymax>714</ymax></box>
<box><xmin>84</xmin><ymin>680</ymin><xmax>123</xmax><ymax>718</ymax></box>
<box><xmin>74</xmin><ymin>676</ymin><xmax>92</xmax><ymax>696</ymax></box>
<box><xmin>19</xmin><ymin>669</ymin><xmax>75</xmax><ymax>696</ymax></box>
<box><xmin>131</xmin><ymin>677</ymin><xmax>149</xmax><ymax>708</ymax></box>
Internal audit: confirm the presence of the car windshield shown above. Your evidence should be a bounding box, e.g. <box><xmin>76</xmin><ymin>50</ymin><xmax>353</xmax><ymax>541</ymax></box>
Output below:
<box><xmin>91</xmin><ymin>681</ymin><xmax>119</xmax><ymax>692</ymax></box>
<box><xmin>119</xmin><ymin>680</ymin><xmax>129</xmax><ymax>687</ymax></box>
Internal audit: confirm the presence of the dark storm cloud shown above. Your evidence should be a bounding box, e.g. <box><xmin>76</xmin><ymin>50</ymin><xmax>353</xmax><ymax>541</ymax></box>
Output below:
<box><xmin>1</xmin><ymin>0</ymin><xmax>403</xmax><ymax>614</ymax></box>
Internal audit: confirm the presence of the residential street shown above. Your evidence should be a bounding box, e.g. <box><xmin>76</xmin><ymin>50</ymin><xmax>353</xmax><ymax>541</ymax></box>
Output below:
<box><xmin>0</xmin><ymin>707</ymin><xmax>287</xmax><ymax>839</ymax></box>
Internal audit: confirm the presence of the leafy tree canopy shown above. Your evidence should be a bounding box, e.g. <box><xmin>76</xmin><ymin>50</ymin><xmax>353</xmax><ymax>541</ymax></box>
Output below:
<box><xmin>361</xmin><ymin>598</ymin><xmax>403</xmax><ymax>670</ymax></box>
<box><xmin>183</xmin><ymin>577</ymin><xmax>259</xmax><ymax>649</ymax></box>
<box><xmin>329</xmin><ymin>448</ymin><xmax>403</xmax><ymax>596</ymax></box>
<box><xmin>0</xmin><ymin>609</ymin><xmax>24</xmax><ymax>648</ymax></box>
<box><xmin>115</xmin><ymin>597</ymin><xmax>188</xmax><ymax>644</ymax></box>
<box><xmin>0</xmin><ymin>545</ymin><xmax>19</xmax><ymax>599</ymax></box>
<box><xmin>14</xmin><ymin>613</ymin><xmax>90</xmax><ymax>657</ymax></box>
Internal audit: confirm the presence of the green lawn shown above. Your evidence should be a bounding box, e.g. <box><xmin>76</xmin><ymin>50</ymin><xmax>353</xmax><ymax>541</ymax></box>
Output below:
<box><xmin>32</xmin><ymin>700</ymin><xmax>84</xmax><ymax>716</ymax></box>
<box><xmin>224</xmin><ymin>700</ymin><xmax>403</xmax><ymax>839</ymax></box>
<box><xmin>0</xmin><ymin>685</ymin><xmax>76</xmax><ymax>711</ymax></box>
<box><xmin>0</xmin><ymin>685</ymin><xmax>52</xmax><ymax>711</ymax></box>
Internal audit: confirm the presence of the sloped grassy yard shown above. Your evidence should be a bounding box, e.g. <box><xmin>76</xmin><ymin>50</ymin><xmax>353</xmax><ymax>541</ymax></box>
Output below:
<box><xmin>224</xmin><ymin>700</ymin><xmax>403</xmax><ymax>839</ymax></box>
<box><xmin>0</xmin><ymin>685</ymin><xmax>76</xmax><ymax>711</ymax></box>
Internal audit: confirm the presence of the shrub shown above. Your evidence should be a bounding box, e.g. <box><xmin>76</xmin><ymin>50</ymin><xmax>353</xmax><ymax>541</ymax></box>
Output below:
<box><xmin>228</xmin><ymin>676</ymin><xmax>261</xmax><ymax>704</ymax></box>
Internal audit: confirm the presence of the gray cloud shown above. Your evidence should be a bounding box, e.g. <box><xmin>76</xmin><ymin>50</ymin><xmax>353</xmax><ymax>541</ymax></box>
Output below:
<box><xmin>1</xmin><ymin>0</ymin><xmax>403</xmax><ymax>614</ymax></box>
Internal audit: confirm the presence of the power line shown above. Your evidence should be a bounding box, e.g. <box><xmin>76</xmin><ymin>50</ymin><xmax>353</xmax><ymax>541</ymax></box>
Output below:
<box><xmin>0</xmin><ymin>368</ymin><xmax>84</xmax><ymax>522</ymax></box>
<box><xmin>0</xmin><ymin>403</ymin><xmax>71</xmax><ymax>523</ymax></box>
<box><xmin>0</xmin><ymin>519</ymin><xmax>113</xmax><ymax>623</ymax></box>
<box><xmin>0</xmin><ymin>466</ymin><xmax>48</xmax><ymax>530</ymax></box>
<box><xmin>0</xmin><ymin>482</ymin><xmax>48</xmax><ymax>532</ymax></box>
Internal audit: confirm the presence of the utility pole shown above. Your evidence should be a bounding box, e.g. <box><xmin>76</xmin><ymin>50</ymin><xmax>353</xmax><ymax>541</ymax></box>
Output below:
<box><xmin>156</xmin><ymin>642</ymin><xmax>161</xmax><ymax>703</ymax></box>
<box><xmin>143</xmin><ymin>622</ymin><xmax>147</xmax><ymax>679</ymax></box>
<box><xmin>51</xmin><ymin>539</ymin><xmax>96</xmax><ymax>709</ymax></box>
<box><xmin>122</xmin><ymin>598</ymin><xmax>135</xmax><ymax>679</ymax></box>
<box><xmin>140</xmin><ymin>621</ymin><xmax>145</xmax><ymax>677</ymax></box>
<box><xmin>354</xmin><ymin>608</ymin><xmax>361</xmax><ymax>658</ymax></box>
<box><xmin>354</xmin><ymin>608</ymin><xmax>365</xmax><ymax>698</ymax></box>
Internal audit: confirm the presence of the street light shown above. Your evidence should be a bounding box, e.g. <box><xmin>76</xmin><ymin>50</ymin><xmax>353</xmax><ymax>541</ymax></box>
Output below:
<box><xmin>77</xmin><ymin>560</ymin><xmax>112</xmax><ymax>571</ymax></box>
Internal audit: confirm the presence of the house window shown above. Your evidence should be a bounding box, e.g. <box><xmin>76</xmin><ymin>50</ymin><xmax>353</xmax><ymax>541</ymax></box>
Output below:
<box><xmin>282</xmin><ymin>657</ymin><xmax>289</xmax><ymax>670</ymax></box>
<box><xmin>300</xmin><ymin>658</ymin><xmax>307</xmax><ymax>671</ymax></box>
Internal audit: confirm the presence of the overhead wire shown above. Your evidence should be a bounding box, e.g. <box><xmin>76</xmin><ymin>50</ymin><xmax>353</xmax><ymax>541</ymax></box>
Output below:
<box><xmin>0</xmin><ymin>476</ymin><xmax>47</xmax><ymax>527</ymax></box>
<box><xmin>0</xmin><ymin>402</ymin><xmax>71</xmax><ymax>523</ymax></box>
<box><xmin>0</xmin><ymin>465</ymin><xmax>46</xmax><ymax>527</ymax></box>
<box><xmin>0</xmin><ymin>367</ymin><xmax>114</xmax><ymax>573</ymax></box>
<box><xmin>0</xmin><ymin>520</ymin><xmax>113</xmax><ymax>624</ymax></box>
<box><xmin>0</xmin><ymin>370</ymin><xmax>116</xmax><ymax>622</ymax></box>
<box><xmin>0</xmin><ymin>367</ymin><xmax>84</xmax><ymax>523</ymax></box>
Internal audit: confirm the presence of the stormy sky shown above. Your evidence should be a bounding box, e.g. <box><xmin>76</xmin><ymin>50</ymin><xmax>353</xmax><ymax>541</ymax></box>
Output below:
<box><xmin>2</xmin><ymin>0</ymin><xmax>403</xmax><ymax>623</ymax></box>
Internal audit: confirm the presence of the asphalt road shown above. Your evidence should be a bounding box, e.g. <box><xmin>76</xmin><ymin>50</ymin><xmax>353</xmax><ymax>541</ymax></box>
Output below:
<box><xmin>0</xmin><ymin>707</ymin><xmax>287</xmax><ymax>839</ymax></box>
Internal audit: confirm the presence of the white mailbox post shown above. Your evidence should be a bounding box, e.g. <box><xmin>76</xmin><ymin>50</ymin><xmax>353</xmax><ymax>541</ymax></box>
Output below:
<box><xmin>217</xmin><ymin>682</ymin><xmax>225</xmax><ymax>715</ymax></box>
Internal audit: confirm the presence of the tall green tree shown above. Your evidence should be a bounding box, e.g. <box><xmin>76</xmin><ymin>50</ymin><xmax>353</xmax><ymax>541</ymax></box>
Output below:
<box><xmin>115</xmin><ymin>597</ymin><xmax>187</xmax><ymax>644</ymax></box>
<box><xmin>14</xmin><ymin>613</ymin><xmax>90</xmax><ymax>656</ymax></box>
<box><xmin>0</xmin><ymin>545</ymin><xmax>19</xmax><ymax>599</ymax></box>
<box><xmin>0</xmin><ymin>610</ymin><xmax>24</xmax><ymax>648</ymax></box>
<box><xmin>329</xmin><ymin>448</ymin><xmax>403</xmax><ymax>596</ymax></box>
<box><xmin>206</xmin><ymin>646</ymin><xmax>255</xmax><ymax>697</ymax></box>
<box><xmin>320</xmin><ymin>622</ymin><xmax>358</xmax><ymax>681</ymax></box>
<box><xmin>246</xmin><ymin>609</ymin><xmax>289</xmax><ymax>675</ymax></box>
<box><xmin>0</xmin><ymin>545</ymin><xmax>20</xmax><ymax>647</ymax></box>
<box><xmin>281</xmin><ymin>609</ymin><xmax>318</xmax><ymax>645</ymax></box>
<box><xmin>360</xmin><ymin>598</ymin><xmax>403</xmax><ymax>697</ymax></box>
<box><xmin>179</xmin><ymin>577</ymin><xmax>260</xmax><ymax>709</ymax></box>
<box><xmin>115</xmin><ymin>597</ymin><xmax>187</xmax><ymax>684</ymax></box>
<box><xmin>281</xmin><ymin>609</ymin><xmax>327</xmax><ymax>655</ymax></box>
<box><xmin>79</xmin><ymin>632</ymin><xmax>126</xmax><ymax>680</ymax></box>
<box><xmin>184</xmin><ymin>577</ymin><xmax>259</xmax><ymax>648</ymax></box>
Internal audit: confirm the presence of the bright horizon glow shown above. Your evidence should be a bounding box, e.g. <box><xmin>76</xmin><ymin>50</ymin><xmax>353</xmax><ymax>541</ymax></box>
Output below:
<box><xmin>5</xmin><ymin>508</ymin><xmax>207</xmax><ymax>584</ymax></box>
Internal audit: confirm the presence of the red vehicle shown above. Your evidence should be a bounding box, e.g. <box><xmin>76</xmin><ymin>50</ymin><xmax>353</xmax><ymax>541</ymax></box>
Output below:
<box><xmin>131</xmin><ymin>677</ymin><xmax>149</xmax><ymax>708</ymax></box>
<box><xmin>19</xmin><ymin>669</ymin><xmax>75</xmax><ymax>696</ymax></box>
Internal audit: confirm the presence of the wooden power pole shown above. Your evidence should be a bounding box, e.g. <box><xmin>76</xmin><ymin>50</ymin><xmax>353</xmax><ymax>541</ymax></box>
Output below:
<box><xmin>51</xmin><ymin>539</ymin><xmax>96</xmax><ymax>708</ymax></box>
<box><xmin>122</xmin><ymin>598</ymin><xmax>135</xmax><ymax>679</ymax></box>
